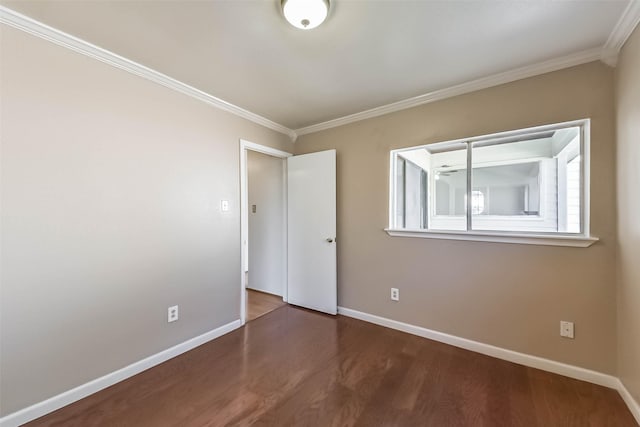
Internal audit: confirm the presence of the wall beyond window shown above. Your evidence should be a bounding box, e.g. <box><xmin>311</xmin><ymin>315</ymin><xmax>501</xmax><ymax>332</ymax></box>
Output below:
<box><xmin>391</xmin><ymin>122</ymin><xmax>586</xmax><ymax>236</ymax></box>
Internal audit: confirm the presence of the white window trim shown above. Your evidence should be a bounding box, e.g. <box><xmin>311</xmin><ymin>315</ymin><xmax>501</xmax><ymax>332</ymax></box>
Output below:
<box><xmin>385</xmin><ymin>228</ymin><xmax>598</xmax><ymax>247</ymax></box>
<box><xmin>387</xmin><ymin>119</ymin><xmax>598</xmax><ymax>248</ymax></box>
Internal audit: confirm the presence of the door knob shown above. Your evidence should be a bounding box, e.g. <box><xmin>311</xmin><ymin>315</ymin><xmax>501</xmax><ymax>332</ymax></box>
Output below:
<box><xmin>326</xmin><ymin>238</ymin><xmax>334</xmax><ymax>243</ymax></box>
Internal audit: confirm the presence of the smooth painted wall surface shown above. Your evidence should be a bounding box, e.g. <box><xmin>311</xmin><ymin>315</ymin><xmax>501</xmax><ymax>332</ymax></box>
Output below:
<box><xmin>295</xmin><ymin>62</ymin><xmax>617</xmax><ymax>374</ymax></box>
<box><xmin>247</xmin><ymin>150</ymin><xmax>285</xmax><ymax>296</ymax></box>
<box><xmin>0</xmin><ymin>24</ymin><xmax>292</xmax><ymax>416</ymax></box>
<box><xmin>616</xmin><ymin>25</ymin><xmax>640</xmax><ymax>404</ymax></box>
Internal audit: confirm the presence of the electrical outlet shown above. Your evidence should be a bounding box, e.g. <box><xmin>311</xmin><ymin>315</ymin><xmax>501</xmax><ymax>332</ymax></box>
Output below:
<box><xmin>168</xmin><ymin>305</ymin><xmax>179</xmax><ymax>323</ymax></box>
<box><xmin>220</xmin><ymin>200</ymin><xmax>230</xmax><ymax>212</ymax></box>
<box><xmin>560</xmin><ymin>321</ymin><xmax>574</xmax><ymax>339</ymax></box>
<box><xmin>391</xmin><ymin>288</ymin><xmax>399</xmax><ymax>301</ymax></box>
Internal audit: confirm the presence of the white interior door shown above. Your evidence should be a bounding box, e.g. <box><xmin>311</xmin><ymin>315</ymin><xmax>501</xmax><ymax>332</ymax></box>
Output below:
<box><xmin>287</xmin><ymin>149</ymin><xmax>337</xmax><ymax>315</ymax></box>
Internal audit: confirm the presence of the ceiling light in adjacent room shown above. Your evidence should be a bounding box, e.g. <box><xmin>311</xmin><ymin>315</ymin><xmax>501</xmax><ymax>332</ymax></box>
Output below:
<box><xmin>282</xmin><ymin>0</ymin><xmax>329</xmax><ymax>30</ymax></box>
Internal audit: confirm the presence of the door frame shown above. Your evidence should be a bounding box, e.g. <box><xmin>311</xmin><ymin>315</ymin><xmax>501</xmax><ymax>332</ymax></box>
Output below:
<box><xmin>239</xmin><ymin>139</ymin><xmax>292</xmax><ymax>325</ymax></box>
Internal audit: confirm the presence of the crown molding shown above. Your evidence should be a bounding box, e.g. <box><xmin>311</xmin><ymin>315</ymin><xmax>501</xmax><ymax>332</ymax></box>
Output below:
<box><xmin>295</xmin><ymin>2</ymin><xmax>639</xmax><ymax>138</ymax></box>
<box><xmin>3</xmin><ymin>3</ymin><xmax>636</xmax><ymax>142</ymax></box>
<box><xmin>0</xmin><ymin>6</ymin><xmax>297</xmax><ymax>141</ymax></box>
<box><xmin>295</xmin><ymin>47</ymin><xmax>604</xmax><ymax>137</ymax></box>
<box><xmin>604</xmin><ymin>0</ymin><xmax>640</xmax><ymax>63</ymax></box>
<box><xmin>600</xmin><ymin>48</ymin><xmax>620</xmax><ymax>67</ymax></box>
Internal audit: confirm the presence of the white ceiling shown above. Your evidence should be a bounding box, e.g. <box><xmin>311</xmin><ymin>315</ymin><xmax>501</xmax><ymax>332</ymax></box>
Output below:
<box><xmin>1</xmin><ymin>0</ymin><xmax>633</xmax><ymax>131</ymax></box>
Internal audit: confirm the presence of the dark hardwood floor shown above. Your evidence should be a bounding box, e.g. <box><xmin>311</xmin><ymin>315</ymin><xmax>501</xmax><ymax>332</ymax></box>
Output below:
<box><xmin>246</xmin><ymin>289</ymin><xmax>286</xmax><ymax>322</ymax></box>
<box><xmin>26</xmin><ymin>305</ymin><xmax>636</xmax><ymax>426</ymax></box>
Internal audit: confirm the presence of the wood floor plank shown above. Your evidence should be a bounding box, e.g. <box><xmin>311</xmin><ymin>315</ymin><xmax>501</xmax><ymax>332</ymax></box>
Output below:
<box><xmin>246</xmin><ymin>289</ymin><xmax>286</xmax><ymax>322</ymax></box>
<box><xmin>502</xmin><ymin>359</ymin><xmax>539</xmax><ymax>427</ymax></box>
<box><xmin>24</xmin><ymin>305</ymin><xmax>637</xmax><ymax>427</ymax></box>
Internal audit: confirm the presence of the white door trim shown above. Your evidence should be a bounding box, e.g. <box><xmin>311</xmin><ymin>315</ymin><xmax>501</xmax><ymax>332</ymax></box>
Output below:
<box><xmin>239</xmin><ymin>139</ymin><xmax>292</xmax><ymax>325</ymax></box>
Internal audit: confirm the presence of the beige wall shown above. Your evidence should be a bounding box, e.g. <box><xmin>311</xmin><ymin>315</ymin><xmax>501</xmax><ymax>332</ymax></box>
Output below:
<box><xmin>295</xmin><ymin>61</ymin><xmax>617</xmax><ymax>374</ymax></box>
<box><xmin>0</xmin><ymin>24</ymin><xmax>292</xmax><ymax>416</ymax></box>
<box><xmin>616</xmin><ymin>25</ymin><xmax>640</xmax><ymax>404</ymax></box>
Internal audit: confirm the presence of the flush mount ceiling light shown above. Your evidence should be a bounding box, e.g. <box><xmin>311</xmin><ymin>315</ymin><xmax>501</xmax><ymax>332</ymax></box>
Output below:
<box><xmin>281</xmin><ymin>0</ymin><xmax>329</xmax><ymax>30</ymax></box>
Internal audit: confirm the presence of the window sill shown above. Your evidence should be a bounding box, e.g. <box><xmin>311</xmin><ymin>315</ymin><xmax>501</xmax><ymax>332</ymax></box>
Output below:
<box><xmin>384</xmin><ymin>228</ymin><xmax>599</xmax><ymax>248</ymax></box>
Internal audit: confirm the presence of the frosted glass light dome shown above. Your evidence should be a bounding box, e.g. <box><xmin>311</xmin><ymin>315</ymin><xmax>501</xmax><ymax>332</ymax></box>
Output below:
<box><xmin>282</xmin><ymin>0</ymin><xmax>329</xmax><ymax>30</ymax></box>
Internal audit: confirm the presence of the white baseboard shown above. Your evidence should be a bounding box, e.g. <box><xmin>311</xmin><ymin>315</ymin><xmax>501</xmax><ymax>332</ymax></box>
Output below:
<box><xmin>3</xmin><ymin>310</ymin><xmax>638</xmax><ymax>426</ymax></box>
<box><xmin>616</xmin><ymin>379</ymin><xmax>640</xmax><ymax>425</ymax></box>
<box><xmin>0</xmin><ymin>319</ymin><xmax>242</xmax><ymax>427</ymax></box>
<box><xmin>337</xmin><ymin>306</ymin><xmax>618</xmax><ymax>388</ymax></box>
<box><xmin>338</xmin><ymin>306</ymin><xmax>640</xmax><ymax>424</ymax></box>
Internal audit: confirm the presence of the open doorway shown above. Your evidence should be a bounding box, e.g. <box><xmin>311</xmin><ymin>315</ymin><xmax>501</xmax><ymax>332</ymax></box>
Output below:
<box><xmin>240</xmin><ymin>140</ymin><xmax>291</xmax><ymax>324</ymax></box>
<box><xmin>240</xmin><ymin>141</ymin><xmax>337</xmax><ymax>324</ymax></box>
